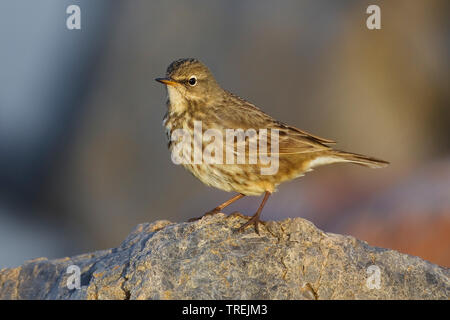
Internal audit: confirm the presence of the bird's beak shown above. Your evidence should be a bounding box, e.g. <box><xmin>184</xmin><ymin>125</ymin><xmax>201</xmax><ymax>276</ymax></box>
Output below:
<box><xmin>155</xmin><ymin>77</ymin><xmax>178</xmax><ymax>86</ymax></box>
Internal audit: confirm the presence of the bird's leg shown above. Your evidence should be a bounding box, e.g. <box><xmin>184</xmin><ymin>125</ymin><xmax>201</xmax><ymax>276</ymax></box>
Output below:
<box><xmin>237</xmin><ymin>191</ymin><xmax>271</xmax><ymax>235</ymax></box>
<box><xmin>188</xmin><ymin>193</ymin><xmax>245</xmax><ymax>222</ymax></box>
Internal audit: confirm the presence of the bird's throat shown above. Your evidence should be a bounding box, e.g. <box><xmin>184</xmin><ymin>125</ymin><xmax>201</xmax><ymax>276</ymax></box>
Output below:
<box><xmin>167</xmin><ymin>86</ymin><xmax>188</xmax><ymax>113</ymax></box>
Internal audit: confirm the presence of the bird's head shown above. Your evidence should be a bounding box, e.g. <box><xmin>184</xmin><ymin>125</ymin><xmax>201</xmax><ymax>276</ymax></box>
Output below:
<box><xmin>156</xmin><ymin>58</ymin><xmax>222</xmax><ymax>110</ymax></box>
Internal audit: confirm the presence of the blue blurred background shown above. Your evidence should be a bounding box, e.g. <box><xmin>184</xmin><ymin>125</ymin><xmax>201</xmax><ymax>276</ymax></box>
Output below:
<box><xmin>0</xmin><ymin>0</ymin><xmax>449</xmax><ymax>268</ymax></box>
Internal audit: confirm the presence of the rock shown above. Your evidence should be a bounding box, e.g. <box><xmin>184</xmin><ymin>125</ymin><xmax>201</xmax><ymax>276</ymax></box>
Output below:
<box><xmin>0</xmin><ymin>214</ymin><xmax>448</xmax><ymax>299</ymax></box>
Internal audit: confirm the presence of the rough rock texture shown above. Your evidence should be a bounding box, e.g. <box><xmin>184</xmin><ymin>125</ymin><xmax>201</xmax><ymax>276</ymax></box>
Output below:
<box><xmin>0</xmin><ymin>214</ymin><xmax>448</xmax><ymax>299</ymax></box>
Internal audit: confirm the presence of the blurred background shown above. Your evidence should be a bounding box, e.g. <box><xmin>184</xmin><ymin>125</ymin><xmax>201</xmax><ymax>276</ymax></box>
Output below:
<box><xmin>0</xmin><ymin>0</ymin><xmax>449</xmax><ymax>268</ymax></box>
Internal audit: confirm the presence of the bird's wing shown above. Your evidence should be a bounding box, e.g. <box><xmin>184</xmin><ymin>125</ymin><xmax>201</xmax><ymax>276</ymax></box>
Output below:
<box><xmin>280</xmin><ymin>124</ymin><xmax>335</xmax><ymax>144</ymax></box>
<box><xmin>212</xmin><ymin>92</ymin><xmax>334</xmax><ymax>155</ymax></box>
<box><xmin>273</xmin><ymin>124</ymin><xmax>332</xmax><ymax>154</ymax></box>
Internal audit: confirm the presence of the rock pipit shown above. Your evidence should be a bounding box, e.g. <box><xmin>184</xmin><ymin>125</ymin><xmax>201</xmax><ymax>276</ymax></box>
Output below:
<box><xmin>156</xmin><ymin>58</ymin><xmax>388</xmax><ymax>234</ymax></box>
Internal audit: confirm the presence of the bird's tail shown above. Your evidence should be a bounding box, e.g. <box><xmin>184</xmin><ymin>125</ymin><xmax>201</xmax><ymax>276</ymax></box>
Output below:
<box><xmin>307</xmin><ymin>150</ymin><xmax>389</xmax><ymax>170</ymax></box>
<box><xmin>329</xmin><ymin>150</ymin><xmax>389</xmax><ymax>169</ymax></box>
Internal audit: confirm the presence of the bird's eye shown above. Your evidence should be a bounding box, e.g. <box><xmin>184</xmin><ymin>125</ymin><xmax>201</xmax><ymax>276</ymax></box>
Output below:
<box><xmin>188</xmin><ymin>76</ymin><xmax>197</xmax><ymax>86</ymax></box>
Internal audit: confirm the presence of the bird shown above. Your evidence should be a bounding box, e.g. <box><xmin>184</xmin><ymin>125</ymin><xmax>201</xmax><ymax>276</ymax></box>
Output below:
<box><xmin>155</xmin><ymin>58</ymin><xmax>388</xmax><ymax>234</ymax></box>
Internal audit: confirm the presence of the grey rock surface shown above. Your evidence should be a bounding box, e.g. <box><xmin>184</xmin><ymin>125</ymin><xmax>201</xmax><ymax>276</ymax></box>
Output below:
<box><xmin>0</xmin><ymin>214</ymin><xmax>448</xmax><ymax>299</ymax></box>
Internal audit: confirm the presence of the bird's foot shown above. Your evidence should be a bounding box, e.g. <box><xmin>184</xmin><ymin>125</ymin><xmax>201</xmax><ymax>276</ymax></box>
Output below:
<box><xmin>188</xmin><ymin>208</ymin><xmax>221</xmax><ymax>222</ymax></box>
<box><xmin>236</xmin><ymin>212</ymin><xmax>265</xmax><ymax>235</ymax></box>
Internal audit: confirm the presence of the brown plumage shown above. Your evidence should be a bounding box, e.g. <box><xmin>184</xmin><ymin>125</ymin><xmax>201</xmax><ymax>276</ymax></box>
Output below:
<box><xmin>156</xmin><ymin>58</ymin><xmax>388</xmax><ymax>233</ymax></box>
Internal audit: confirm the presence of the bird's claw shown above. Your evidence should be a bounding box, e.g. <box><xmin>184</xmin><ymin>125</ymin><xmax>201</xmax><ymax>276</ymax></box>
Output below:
<box><xmin>236</xmin><ymin>213</ymin><xmax>265</xmax><ymax>235</ymax></box>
